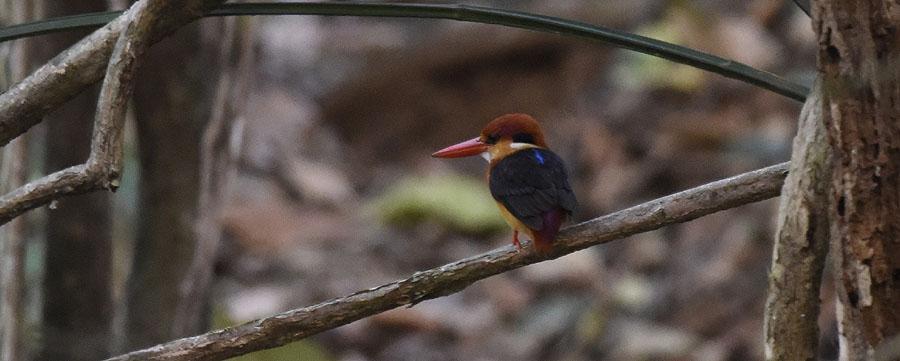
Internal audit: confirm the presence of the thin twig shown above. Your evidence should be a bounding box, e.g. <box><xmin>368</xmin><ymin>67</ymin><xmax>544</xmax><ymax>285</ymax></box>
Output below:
<box><xmin>0</xmin><ymin>0</ymin><xmax>167</xmax><ymax>226</ymax></box>
<box><xmin>107</xmin><ymin>162</ymin><xmax>789</xmax><ymax>361</ymax></box>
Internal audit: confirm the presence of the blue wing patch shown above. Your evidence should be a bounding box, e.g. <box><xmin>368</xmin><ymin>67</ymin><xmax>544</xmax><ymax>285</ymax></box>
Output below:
<box><xmin>533</xmin><ymin>149</ymin><xmax>545</xmax><ymax>165</ymax></box>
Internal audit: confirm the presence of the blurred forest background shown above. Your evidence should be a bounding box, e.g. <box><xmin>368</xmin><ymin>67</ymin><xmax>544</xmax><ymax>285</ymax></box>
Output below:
<box><xmin>0</xmin><ymin>0</ymin><xmax>818</xmax><ymax>360</ymax></box>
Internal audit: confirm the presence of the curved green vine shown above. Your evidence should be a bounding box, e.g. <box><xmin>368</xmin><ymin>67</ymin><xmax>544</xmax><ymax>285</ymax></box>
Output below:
<box><xmin>0</xmin><ymin>2</ymin><xmax>808</xmax><ymax>101</ymax></box>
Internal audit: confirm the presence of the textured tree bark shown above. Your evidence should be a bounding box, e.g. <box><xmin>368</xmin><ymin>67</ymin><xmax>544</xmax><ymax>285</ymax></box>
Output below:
<box><xmin>764</xmin><ymin>80</ymin><xmax>831</xmax><ymax>361</ymax></box>
<box><xmin>124</xmin><ymin>19</ymin><xmax>225</xmax><ymax>350</ymax></box>
<box><xmin>812</xmin><ymin>1</ymin><xmax>900</xmax><ymax>359</ymax></box>
<box><xmin>34</xmin><ymin>1</ymin><xmax>114</xmax><ymax>360</ymax></box>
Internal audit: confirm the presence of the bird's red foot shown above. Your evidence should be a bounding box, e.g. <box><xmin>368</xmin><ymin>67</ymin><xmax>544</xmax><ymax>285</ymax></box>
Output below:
<box><xmin>512</xmin><ymin>230</ymin><xmax>522</xmax><ymax>250</ymax></box>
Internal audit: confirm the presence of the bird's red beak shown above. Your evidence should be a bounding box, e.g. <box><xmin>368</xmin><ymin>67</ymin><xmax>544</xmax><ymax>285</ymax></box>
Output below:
<box><xmin>431</xmin><ymin>137</ymin><xmax>488</xmax><ymax>158</ymax></box>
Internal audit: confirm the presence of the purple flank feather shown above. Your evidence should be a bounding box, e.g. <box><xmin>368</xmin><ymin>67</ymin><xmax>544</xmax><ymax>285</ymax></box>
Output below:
<box><xmin>533</xmin><ymin>208</ymin><xmax>565</xmax><ymax>254</ymax></box>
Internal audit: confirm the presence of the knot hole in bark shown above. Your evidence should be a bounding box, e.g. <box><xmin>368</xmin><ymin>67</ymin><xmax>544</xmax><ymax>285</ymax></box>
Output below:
<box><xmin>848</xmin><ymin>290</ymin><xmax>860</xmax><ymax>307</ymax></box>
<box><xmin>826</xmin><ymin>45</ymin><xmax>841</xmax><ymax>63</ymax></box>
<box><xmin>837</xmin><ymin>194</ymin><xmax>846</xmax><ymax>216</ymax></box>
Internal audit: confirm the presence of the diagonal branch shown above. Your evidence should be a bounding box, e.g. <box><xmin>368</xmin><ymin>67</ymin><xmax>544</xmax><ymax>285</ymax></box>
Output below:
<box><xmin>107</xmin><ymin>162</ymin><xmax>789</xmax><ymax>361</ymax></box>
<box><xmin>0</xmin><ymin>0</ymin><xmax>224</xmax><ymax>147</ymax></box>
<box><xmin>0</xmin><ymin>0</ymin><xmax>166</xmax><ymax>226</ymax></box>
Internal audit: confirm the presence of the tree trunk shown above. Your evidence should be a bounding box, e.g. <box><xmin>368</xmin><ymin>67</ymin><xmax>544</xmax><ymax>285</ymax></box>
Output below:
<box><xmin>35</xmin><ymin>1</ymin><xmax>114</xmax><ymax>360</ymax></box>
<box><xmin>0</xmin><ymin>142</ymin><xmax>27</xmax><ymax>361</ymax></box>
<box><xmin>0</xmin><ymin>4</ymin><xmax>34</xmax><ymax>360</ymax></box>
<box><xmin>812</xmin><ymin>1</ymin><xmax>900</xmax><ymax>359</ymax></box>
<box><xmin>124</xmin><ymin>19</ymin><xmax>225</xmax><ymax>350</ymax></box>
<box><xmin>764</xmin><ymin>80</ymin><xmax>831</xmax><ymax>361</ymax></box>
<box><xmin>173</xmin><ymin>17</ymin><xmax>250</xmax><ymax>337</ymax></box>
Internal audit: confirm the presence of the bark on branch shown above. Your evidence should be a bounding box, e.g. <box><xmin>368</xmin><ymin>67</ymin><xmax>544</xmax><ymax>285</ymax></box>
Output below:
<box><xmin>0</xmin><ymin>0</ymin><xmax>224</xmax><ymax>148</ymax></box>
<box><xmin>764</xmin><ymin>80</ymin><xmax>831</xmax><ymax>361</ymax></box>
<box><xmin>107</xmin><ymin>162</ymin><xmax>789</xmax><ymax>361</ymax></box>
<box><xmin>0</xmin><ymin>0</ymin><xmax>164</xmax><ymax>225</ymax></box>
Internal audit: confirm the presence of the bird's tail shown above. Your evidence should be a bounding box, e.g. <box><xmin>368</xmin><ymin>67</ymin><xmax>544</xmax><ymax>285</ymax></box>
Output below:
<box><xmin>533</xmin><ymin>209</ymin><xmax>565</xmax><ymax>255</ymax></box>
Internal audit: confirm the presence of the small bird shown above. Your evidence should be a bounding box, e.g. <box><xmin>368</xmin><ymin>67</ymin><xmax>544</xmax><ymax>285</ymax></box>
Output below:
<box><xmin>432</xmin><ymin>113</ymin><xmax>577</xmax><ymax>254</ymax></box>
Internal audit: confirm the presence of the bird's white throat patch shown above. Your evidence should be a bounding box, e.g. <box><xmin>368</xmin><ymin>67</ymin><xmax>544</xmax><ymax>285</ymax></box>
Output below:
<box><xmin>480</xmin><ymin>151</ymin><xmax>492</xmax><ymax>162</ymax></box>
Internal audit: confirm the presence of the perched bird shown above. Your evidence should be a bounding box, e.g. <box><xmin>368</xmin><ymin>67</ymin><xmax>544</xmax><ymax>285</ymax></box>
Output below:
<box><xmin>432</xmin><ymin>113</ymin><xmax>576</xmax><ymax>254</ymax></box>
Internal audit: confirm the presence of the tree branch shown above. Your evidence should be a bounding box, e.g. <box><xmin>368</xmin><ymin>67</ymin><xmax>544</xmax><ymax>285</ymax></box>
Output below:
<box><xmin>107</xmin><ymin>162</ymin><xmax>789</xmax><ymax>361</ymax></box>
<box><xmin>0</xmin><ymin>0</ymin><xmax>224</xmax><ymax>147</ymax></box>
<box><xmin>764</xmin><ymin>80</ymin><xmax>830</xmax><ymax>361</ymax></box>
<box><xmin>0</xmin><ymin>0</ymin><xmax>164</xmax><ymax>226</ymax></box>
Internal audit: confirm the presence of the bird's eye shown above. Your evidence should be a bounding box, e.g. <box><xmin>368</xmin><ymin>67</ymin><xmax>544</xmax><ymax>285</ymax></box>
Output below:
<box><xmin>512</xmin><ymin>133</ymin><xmax>535</xmax><ymax>144</ymax></box>
<box><xmin>484</xmin><ymin>134</ymin><xmax>499</xmax><ymax>144</ymax></box>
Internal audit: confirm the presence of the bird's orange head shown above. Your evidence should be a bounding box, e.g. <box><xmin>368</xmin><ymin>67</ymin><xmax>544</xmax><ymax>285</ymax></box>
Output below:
<box><xmin>431</xmin><ymin>113</ymin><xmax>548</xmax><ymax>160</ymax></box>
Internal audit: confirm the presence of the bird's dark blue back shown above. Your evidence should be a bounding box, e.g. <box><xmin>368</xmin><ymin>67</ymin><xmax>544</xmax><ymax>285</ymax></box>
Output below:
<box><xmin>488</xmin><ymin>148</ymin><xmax>577</xmax><ymax>231</ymax></box>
